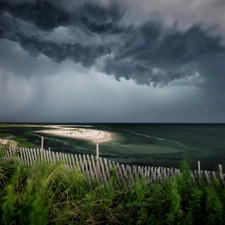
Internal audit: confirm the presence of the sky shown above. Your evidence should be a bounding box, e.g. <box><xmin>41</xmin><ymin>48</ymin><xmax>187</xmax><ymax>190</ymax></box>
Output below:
<box><xmin>1</xmin><ymin>0</ymin><xmax>225</xmax><ymax>123</ymax></box>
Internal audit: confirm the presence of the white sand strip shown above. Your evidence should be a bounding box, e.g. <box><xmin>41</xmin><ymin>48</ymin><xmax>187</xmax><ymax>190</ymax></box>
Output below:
<box><xmin>36</xmin><ymin>127</ymin><xmax>112</xmax><ymax>143</ymax></box>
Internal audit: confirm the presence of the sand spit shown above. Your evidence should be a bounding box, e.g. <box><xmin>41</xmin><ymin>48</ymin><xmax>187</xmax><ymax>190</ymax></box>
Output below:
<box><xmin>36</xmin><ymin>127</ymin><xmax>112</xmax><ymax>143</ymax></box>
<box><xmin>0</xmin><ymin>139</ymin><xmax>17</xmax><ymax>148</ymax></box>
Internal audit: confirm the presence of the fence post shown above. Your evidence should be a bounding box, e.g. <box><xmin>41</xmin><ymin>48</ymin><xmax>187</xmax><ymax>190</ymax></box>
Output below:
<box><xmin>197</xmin><ymin>160</ymin><xmax>201</xmax><ymax>184</ymax></box>
<box><xmin>41</xmin><ymin>136</ymin><xmax>44</xmax><ymax>151</ymax></box>
<box><xmin>198</xmin><ymin>161</ymin><xmax>201</xmax><ymax>172</ymax></box>
<box><xmin>218</xmin><ymin>164</ymin><xmax>223</xmax><ymax>174</ymax></box>
<box><xmin>218</xmin><ymin>164</ymin><xmax>225</xmax><ymax>187</ymax></box>
<box><xmin>96</xmin><ymin>142</ymin><xmax>100</xmax><ymax>179</ymax></box>
<box><xmin>96</xmin><ymin>142</ymin><xmax>99</xmax><ymax>160</ymax></box>
<box><xmin>40</xmin><ymin>136</ymin><xmax>44</xmax><ymax>162</ymax></box>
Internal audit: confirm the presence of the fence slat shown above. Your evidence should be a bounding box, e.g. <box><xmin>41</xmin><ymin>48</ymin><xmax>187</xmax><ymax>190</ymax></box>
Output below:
<box><xmin>103</xmin><ymin>158</ymin><xmax>110</xmax><ymax>180</ymax></box>
<box><xmin>99</xmin><ymin>157</ymin><xmax>107</xmax><ymax>184</ymax></box>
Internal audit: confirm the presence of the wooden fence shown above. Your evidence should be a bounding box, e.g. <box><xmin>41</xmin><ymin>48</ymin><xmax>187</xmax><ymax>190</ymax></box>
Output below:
<box><xmin>0</xmin><ymin>146</ymin><xmax>225</xmax><ymax>187</ymax></box>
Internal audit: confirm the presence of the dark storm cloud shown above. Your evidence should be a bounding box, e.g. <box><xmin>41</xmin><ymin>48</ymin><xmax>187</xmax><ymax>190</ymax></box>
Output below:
<box><xmin>1</xmin><ymin>0</ymin><xmax>225</xmax><ymax>87</ymax></box>
<box><xmin>0</xmin><ymin>9</ymin><xmax>110</xmax><ymax>67</ymax></box>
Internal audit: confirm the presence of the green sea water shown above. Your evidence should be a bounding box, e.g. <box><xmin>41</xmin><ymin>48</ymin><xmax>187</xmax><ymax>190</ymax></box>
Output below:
<box><xmin>1</xmin><ymin>123</ymin><xmax>225</xmax><ymax>171</ymax></box>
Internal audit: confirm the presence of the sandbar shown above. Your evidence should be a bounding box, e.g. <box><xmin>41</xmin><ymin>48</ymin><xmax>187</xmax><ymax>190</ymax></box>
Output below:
<box><xmin>36</xmin><ymin>127</ymin><xmax>112</xmax><ymax>143</ymax></box>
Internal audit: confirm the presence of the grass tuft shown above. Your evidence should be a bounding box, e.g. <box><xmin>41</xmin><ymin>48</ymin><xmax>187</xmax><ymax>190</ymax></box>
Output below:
<box><xmin>0</xmin><ymin>152</ymin><xmax>225</xmax><ymax>224</ymax></box>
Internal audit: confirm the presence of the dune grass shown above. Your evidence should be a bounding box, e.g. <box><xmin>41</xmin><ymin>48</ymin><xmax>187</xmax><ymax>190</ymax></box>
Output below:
<box><xmin>0</xmin><ymin>134</ymin><xmax>11</xmax><ymax>138</ymax></box>
<box><xmin>12</xmin><ymin>138</ymin><xmax>35</xmax><ymax>148</ymax></box>
<box><xmin>0</xmin><ymin>152</ymin><xmax>225</xmax><ymax>224</ymax></box>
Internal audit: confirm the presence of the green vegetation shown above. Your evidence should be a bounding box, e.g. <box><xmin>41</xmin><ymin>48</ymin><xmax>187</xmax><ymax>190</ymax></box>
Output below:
<box><xmin>12</xmin><ymin>138</ymin><xmax>35</xmax><ymax>148</ymax></box>
<box><xmin>0</xmin><ymin>134</ymin><xmax>11</xmax><ymax>138</ymax></box>
<box><xmin>73</xmin><ymin>128</ymin><xmax>83</xmax><ymax>133</ymax></box>
<box><xmin>0</xmin><ymin>153</ymin><xmax>225</xmax><ymax>224</ymax></box>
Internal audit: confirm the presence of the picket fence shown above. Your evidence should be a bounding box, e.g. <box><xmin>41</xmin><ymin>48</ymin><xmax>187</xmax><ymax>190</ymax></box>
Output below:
<box><xmin>0</xmin><ymin>147</ymin><xmax>225</xmax><ymax>187</ymax></box>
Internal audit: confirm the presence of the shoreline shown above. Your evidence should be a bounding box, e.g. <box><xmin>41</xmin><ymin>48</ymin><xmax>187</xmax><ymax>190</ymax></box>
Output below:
<box><xmin>36</xmin><ymin>127</ymin><xmax>112</xmax><ymax>143</ymax></box>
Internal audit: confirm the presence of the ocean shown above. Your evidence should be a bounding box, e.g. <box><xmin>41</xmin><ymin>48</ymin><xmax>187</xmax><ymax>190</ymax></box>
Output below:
<box><xmin>1</xmin><ymin>123</ymin><xmax>225</xmax><ymax>171</ymax></box>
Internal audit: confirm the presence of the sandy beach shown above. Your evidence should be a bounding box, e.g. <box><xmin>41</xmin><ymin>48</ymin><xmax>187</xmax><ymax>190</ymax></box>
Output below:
<box><xmin>0</xmin><ymin>139</ymin><xmax>17</xmax><ymax>148</ymax></box>
<box><xmin>36</xmin><ymin>127</ymin><xmax>112</xmax><ymax>143</ymax></box>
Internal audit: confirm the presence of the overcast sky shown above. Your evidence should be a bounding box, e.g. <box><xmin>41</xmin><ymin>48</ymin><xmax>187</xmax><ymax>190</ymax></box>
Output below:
<box><xmin>1</xmin><ymin>0</ymin><xmax>225</xmax><ymax>123</ymax></box>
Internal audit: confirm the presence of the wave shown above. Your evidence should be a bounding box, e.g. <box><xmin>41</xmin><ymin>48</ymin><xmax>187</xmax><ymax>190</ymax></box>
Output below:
<box><xmin>120</xmin><ymin>128</ymin><xmax>198</xmax><ymax>150</ymax></box>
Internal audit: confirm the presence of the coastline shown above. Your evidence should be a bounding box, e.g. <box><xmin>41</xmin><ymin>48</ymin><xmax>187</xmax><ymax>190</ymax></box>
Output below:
<box><xmin>36</xmin><ymin>126</ymin><xmax>112</xmax><ymax>143</ymax></box>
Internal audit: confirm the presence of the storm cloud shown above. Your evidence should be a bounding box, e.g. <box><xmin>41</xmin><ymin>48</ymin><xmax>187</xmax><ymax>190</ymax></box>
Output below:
<box><xmin>1</xmin><ymin>0</ymin><xmax>225</xmax><ymax>122</ymax></box>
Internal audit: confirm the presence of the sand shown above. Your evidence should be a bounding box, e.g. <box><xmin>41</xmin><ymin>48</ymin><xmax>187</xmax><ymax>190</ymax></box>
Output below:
<box><xmin>36</xmin><ymin>127</ymin><xmax>112</xmax><ymax>143</ymax></box>
<box><xmin>0</xmin><ymin>139</ymin><xmax>17</xmax><ymax>148</ymax></box>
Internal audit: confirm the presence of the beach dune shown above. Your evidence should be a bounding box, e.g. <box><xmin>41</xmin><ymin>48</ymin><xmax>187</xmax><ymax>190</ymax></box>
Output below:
<box><xmin>0</xmin><ymin>139</ymin><xmax>17</xmax><ymax>148</ymax></box>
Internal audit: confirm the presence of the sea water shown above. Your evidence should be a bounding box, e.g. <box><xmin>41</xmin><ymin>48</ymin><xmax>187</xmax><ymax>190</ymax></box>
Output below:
<box><xmin>1</xmin><ymin>123</ymin><xmax>225</xmax><ymax>171</ymax></box>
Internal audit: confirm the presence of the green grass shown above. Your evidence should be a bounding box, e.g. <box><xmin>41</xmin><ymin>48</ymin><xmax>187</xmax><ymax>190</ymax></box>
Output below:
<box><xmin>0</xmin><ymin>152</ymin><xmax>225</xmax><ymax>224</ymax></box>
<box><xmin>0</xmin><ymin>134</ymin><xmax>11</xmax><ymax>138</ymax></box>
<box><xmin>12</xmin><ymin>138</ymin><xmax>35</xmax><ymax>148</ymax></box>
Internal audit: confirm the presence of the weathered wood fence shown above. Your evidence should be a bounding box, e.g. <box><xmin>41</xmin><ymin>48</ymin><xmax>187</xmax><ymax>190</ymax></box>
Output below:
<box><xmin>0</xmin><ymin>147</ymin><xmax>225</xmax><ymax>187</ymax></box>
